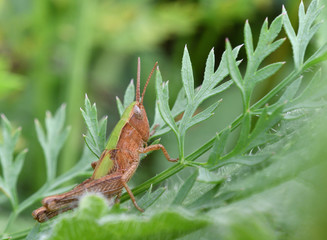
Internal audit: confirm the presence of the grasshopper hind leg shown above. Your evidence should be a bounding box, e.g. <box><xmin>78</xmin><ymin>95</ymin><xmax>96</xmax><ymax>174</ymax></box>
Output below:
<box><xmin>121</xmin><ymin>162</ymin><xmax>144</xmax><ymax>212</ymax></box>
<box><xmin>122</xmin><ymin>181</ymin><xmax>144</xmax><ymax>212</ymax></box>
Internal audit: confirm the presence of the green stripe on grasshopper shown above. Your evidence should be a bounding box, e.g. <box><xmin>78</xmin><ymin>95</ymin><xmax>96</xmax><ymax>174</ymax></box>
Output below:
<box><xmin>92</xmin><ymin>150</ymin><xmax>114</xmax><ymax>179</ymax></box>
<box><xmin>92</xmin><ymin>101</ymin><xmax>136</xmax><ymax>180</ymax></box>
<box><xmin>106</xmin><ymin>102</ymin><xmax>136</xmax><ymax>149</ymax></box>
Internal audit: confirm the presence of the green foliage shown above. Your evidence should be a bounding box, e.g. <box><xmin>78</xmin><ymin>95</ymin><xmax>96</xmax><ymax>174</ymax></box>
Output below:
<box><xmin>37</xmin><ymin>194</ymin><xmax>209</xmax><ymax>240</ymax></box>
<box><xmin>136</xmin><ymin>185</ymin><xmax>166</xmax><ymax>210</ymax></box>
<box><xmin>116</xmin><ymin>80</ymin><xmax>135</xmax><ymax>117</ymax></box>
<box><xmin>171</xmin><ymin>169</ymin><xmax>199</xmax><ymax>206</ymax></box>
<box><xmin>229</xmin><ymin>15</ymin><xmax>285</xmax><ymax>108</ymax></box>
<box><xmin>155</xmin><ymin>46</ymin><xmax>236</xmax><ymax>161</ymax></box>
<box><xmin>0</xmin><ymin>115</ymin><xmax>27</xmax><ymax>209</ymax></box>
<box><xmin>1</xmin><ymin>0</ymin><xmax>327</xmax><ymax>239</ymax></box>
<box><xmin>81</xmin><ymin>95</ymin><xmax>107</xmax><ymax>158</ymax></box>
<box><xmin>0</xmin><ymin>105</ymin><xmax>97</xmax><ymax>235</ymax></box>
<box><xmin>283</xmin><ymin>0</ymin><xmax>322</xmax><ymax>70</ymax></box>
<box><xmin>35</xmin><ymin>106</ymin><xmax>71</xmax><ymax>182</ymax></box>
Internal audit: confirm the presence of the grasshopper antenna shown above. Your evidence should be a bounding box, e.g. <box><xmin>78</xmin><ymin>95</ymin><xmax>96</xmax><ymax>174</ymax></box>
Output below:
<box><xmin>136</xmin><ymin>57</ymin><xmax>141</xmax><ymax>102</ymax></box>
<box><xmin>141</xmin><ymin>61</ymin><xmax>158</xmax><ymax>105</ymax></box>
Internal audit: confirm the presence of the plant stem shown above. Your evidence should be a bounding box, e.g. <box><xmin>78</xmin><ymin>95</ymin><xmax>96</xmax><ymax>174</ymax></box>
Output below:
<box><xmin>179</xmin><ymin>134</ymin><xmax>185</xmax><ymax>164</ymax></box>
<box><xmin>252</xmin><ymin>71</ymin><xmax>298</xmax><ymax>110</ymax></box>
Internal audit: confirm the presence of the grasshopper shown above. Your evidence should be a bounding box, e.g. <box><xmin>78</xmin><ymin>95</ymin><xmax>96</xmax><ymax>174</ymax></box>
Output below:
<box><xmin>32</xmin><ymin>58</ymin><xmax>178</xmax><ymax>222</ymax></box>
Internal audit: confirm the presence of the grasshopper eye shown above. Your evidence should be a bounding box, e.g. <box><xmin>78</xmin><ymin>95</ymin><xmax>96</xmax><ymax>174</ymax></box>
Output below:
<box><xmin>134</xmin><ymin>105</ymin><xmax>143</xmax><ymax>120</ymax></box>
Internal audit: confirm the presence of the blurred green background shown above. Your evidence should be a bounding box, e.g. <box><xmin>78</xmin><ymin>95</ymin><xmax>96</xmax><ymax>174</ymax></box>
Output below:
<box><xmin>0</xmin><ymin>0</ymin><xmax>319</xmax><ymax>232</ymax></box>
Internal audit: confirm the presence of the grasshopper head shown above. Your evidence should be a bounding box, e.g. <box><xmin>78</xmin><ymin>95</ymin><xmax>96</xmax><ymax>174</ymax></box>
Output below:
<box><xmin>129</xmin><ymin>101</ymin><xmax>149</xmax><ymax>141</ymax></box>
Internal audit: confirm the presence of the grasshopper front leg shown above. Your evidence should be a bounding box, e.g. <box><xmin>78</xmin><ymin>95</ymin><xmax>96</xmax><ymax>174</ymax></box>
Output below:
<box><xmin>119</xmin><ymin>145</ymin><xmax>177</xmax><ymax>212</ymax></box>
<box><xmin>140</xmin><ymin>144</ymin><xmax>178</xmax><ymax>162</ymax></box>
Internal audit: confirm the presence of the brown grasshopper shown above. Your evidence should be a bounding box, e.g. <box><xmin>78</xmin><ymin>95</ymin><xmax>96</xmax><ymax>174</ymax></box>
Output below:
<box><xmin>32</xmin><ymin>58</ymin><xmax>178</xmax><ymax>222</ymax></box>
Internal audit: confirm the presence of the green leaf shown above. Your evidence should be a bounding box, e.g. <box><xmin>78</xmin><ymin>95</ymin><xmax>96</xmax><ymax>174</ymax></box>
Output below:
<box><xmin>187</xmin><ymin>184</ymin><xmax>221</xmax><ymax>209</ymax></box>
<box><xmin>123</xmin><ymin>79</ymin><xmax>135</xmax><ymax>108</ymax></box>
<box><xmin>151</xmin><ymin>97</ymin><xmax>166</xmax><ymax>132</ymax></box>
<box><xmin>286</xmin><ymin>71</ymin><xmax>327</xmax><ymax>114</ymax></box>
<box><xmin>185</xmin><ymin>100</ymin><xmax>221</xmax><ymax>130</ymax></box>
<box><xmin>303</xmin><ymin>43</ymin><xmax>327</xmax><ymax>69</ymax></box>
<box><xmin>283</xmin><ymin>0</ymin><xmax>322</xmax><ymax>69</ymax></box>
<box><xmin>151</xmin><ymin>88</ymin><xmax>187</xmax><ymax>137</ymax></box>
<box><xmin>251</xmin><ymin>76</ymin><xmax>302</xmax><ymax>115</ymax></box>
<box><xmin>254</xmin><ymin>15</ymin><xmax>283</xmax><ymax>64</ymax></box>
<box><xmin>207</xmin><ymin>129</ymin><xmax>230</xmax><ymax>166</ymax></box>
<box><xmin>206</xmin><ymin>80</ymin><xmax>233</xmax><ymax>99</ymax></box>
<box><xmin>211</xmin><ymin>153</ymin><xmax>271</xmax><ymax>170</ymax></box>
<box><xmin>136</xmin><ymin>185</ymin><xmax>166</xmax><ymax>210</ymax></box>
<box><xmin>266</xmin><ymin>14</ymin><xmax>283</xmax><ymax>43</ymax></box>
<box><xmin>202</xmin><ymin>48</ymin><xmax>215</xmax><ymax>91</ymax></box>
<box><xmin>278</xmin><ymin>76</ymin><xmax>302</xmax><ymax>104</ymax></box>
<box><xmin>213</xmin><ymin>44</ymin><xmax>242</xmax><ymax>89</ymax></box>
<box><xmin>0</xmin><ymin>115</ymin><xmax>27</xmax><ymax>207</ymax></box>
<box><xmin>197</xmin><ymin>168</ymin><xmax>225</xmax><ymax>184</ymax></box>
<box><xmin>238</xmin><ymin>105</ymin><xmax>284</xmax><ymax>153</ymax></box>
<box><xmin>249</xmin><ymin>106</ymin><xmax>284</xmax><ymax>143</ymax></box>
<box><xmin>244</xmin><ymin>133</ymin><xmax>279</xmax><ymax>153</ymax></box>
<box><xmin>155</xmin><ymin>68</ymin><xmax>179</xmax><ymax>136</ymax></box>
<box><xmin>0</xmin><ymin>115</ymin><xmax>20</xmax><ymax>181</ymax></box>
<box><xmin>178</xmin><ymin>45</ymin><xmax>239</xmax><ymax>151</ymax></box>
<box><xmin>149</xmin><ymin>126</ymin><xmax>172</xmax><ymax>140</ymax></box>
<box><xmin>115</xmin><ymin>80</ymin><xmax>136</xmax><ymax>117</ymax></box>
<box><xmin>252</xmin><ymin>62</ymin><xmax>285</xmax><ymax>84</ymax></box>
<box><xmin>171</xmin><ymin>88</ymin><xmax>187</xmax><ymax>117</ymax></box>
<box><xmin>263</xmin><ymin>38</ymin><xmax>285</xmax><ymax>59</ymax></box>
<box><xmin>292</xmin><ymin>70</ymin><xmax>320</xmax><ymax>103</ymax></box>
<box><xmin>298</xmin><ymin>0</ymin><xmax>305</xmax><ymax>21</ymax></box>
<box><xmin>282</xmin><ymin>5</ymin><xmax>297</xmax><ymax>49</ymax></box>
<box><xmin>35</xmin><ymin>105</ymin><xmax>70</xmax><ymax>182</ymax></box>
<box><xmin>231</xmin><ymin>112</ymin><xmax>251</xmax><ymax>155</ymax></box>
<box><xmin>81</xmin><ymin>95</ymin><xmax>107</xmax><ymax>158</ymax></box>
<box><xmin>48</xmin><ymin>194</ymin><xmax>210</xmax><ymax>240</ymax></box>
<box><xmin>182</xmin><ymin>45</ymin><xmax>195</xmax><ymax>102</ymax></box>
<box><xmin>244</xmin><ymin>20</ymin><xmax>254</xmax><ymax>59</ymax></box>
<box><xmin>0</xmin><ymin>177</ymin><xmax>7</xmax><ymax>197</ymax></box>
<box><xmin>259</xmin><ymin>17</ymin><xmax>269</xmax><ymax>41</ymax></box>
<box><xmin>26</xmin><ymin>223</ymin><xmax>41</xmax><ymax>240</ymax></box>
<box><xmin>171</xmin><ymin>169</ymin><xmax>199</xmax><ymax>206</ymax></box>
<box><xmin>10</xmin><ymin>150</ymin><xmax>27</xmax><ymax>191</ymax></box>
<box><xmin>116</xmin><ymin>96</ymin><xmax>124</xmax><ymax>117</ymax></box>
<box><xmin>226</xmin><ymin>39</ymin><xmax>244</xmax><ymax>94</ymax></box>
